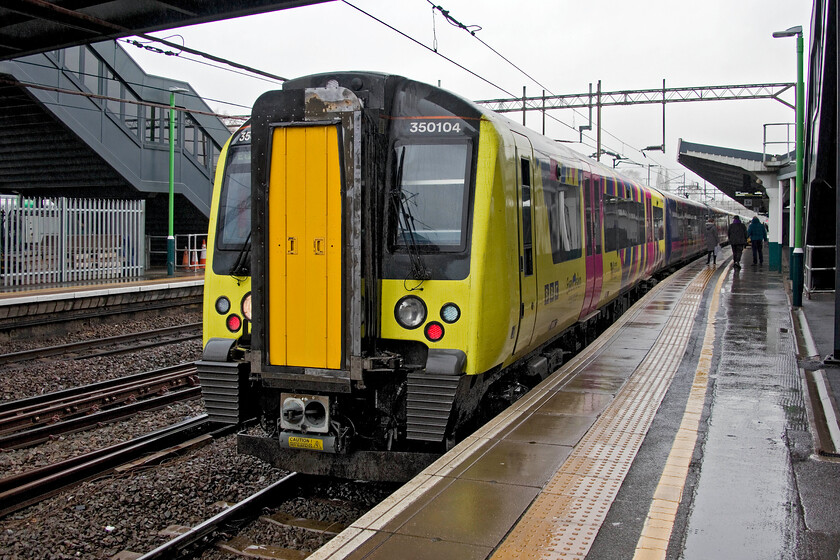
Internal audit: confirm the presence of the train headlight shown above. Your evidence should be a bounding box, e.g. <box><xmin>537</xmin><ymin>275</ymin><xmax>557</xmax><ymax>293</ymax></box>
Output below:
<box><xmin>241</xmin><ymin>292</ymin><xmax>252</xmax><ymax>321</ymax></box>
<box><xmin>215</xmin><ymin>296</ymin><xmax>231</xmax><ymax>315</ymax></box>
<box><xmin>440</xmin><ymin>303</ymin><xmax>461</xmax><ymax>323</ymax></box>
<box><xmin>425</xmin><ymin>321</ymin><xmax>445</xmax><ymax>342</ymax></box>
<box><xmin>395</xmin><ymin>296</ymin><xmax>426</xmax><ymax>329</ymax></box>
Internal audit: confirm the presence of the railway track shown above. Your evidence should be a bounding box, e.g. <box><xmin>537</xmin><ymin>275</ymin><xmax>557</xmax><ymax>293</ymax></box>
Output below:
<box><xmin>136</xmin><ymin>472</ymin><xmax>307</xmax><ymax>560</ymax></box>
<box><xmin>0</xmin><ymin>364</ymin><xmax>200</xmax><ymax>449</ymax></box>
<box><xmin>0</xmin><ymin>415</ymin><xmax>234</xmax><ymax>517</ymax></box>
<box><xmin>0</xmin><ymin>323</ymin><xmax>202</xmax><ymax>365</ymax></box>
<box><xmin>132</xmin><ymin>474</ymin><xmax>393</xmax><ymax>560</ymax></box>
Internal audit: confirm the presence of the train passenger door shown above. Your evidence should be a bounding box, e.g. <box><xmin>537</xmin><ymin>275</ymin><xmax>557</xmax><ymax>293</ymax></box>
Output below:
<box><xmin>644</xmin><ymin>192</ymin><xmax>655</xmax><ymax>274</ymax></box>
<box><xmin>513</xmin><ymin>133</ymin><xmax>537</xmax><ymax>355</ymax></box>
<box><xmin>580</xmin><ymin>172</ymin><xmax>603</xmax><ymax>317</ymax></box>
<box><xmin>266</xmin><ymin>124</ymin><xmax>343</xmax><ymax>370</ymax></box>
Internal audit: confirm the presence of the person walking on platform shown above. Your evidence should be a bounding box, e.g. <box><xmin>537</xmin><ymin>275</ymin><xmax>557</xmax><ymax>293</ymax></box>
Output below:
<box><xmin>747</xmin><ymin>216</ymin><xmax>768</xmax><ymax>265</ymax></box>
<box><xmin>704</xmin><ymin>217</ymin><xmax>720</xmax><ymax>265</ymax></box>
<box><xmin>727</xmin><ymin>216</ymin><xmax>748</xmax><ymax>269</ymax></box>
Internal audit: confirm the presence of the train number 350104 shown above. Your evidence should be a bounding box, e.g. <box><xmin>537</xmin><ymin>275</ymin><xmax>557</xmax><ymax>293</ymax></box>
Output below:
<box><xmin>409</xmin><ymin>121</ymin><xmax>462</xmax><ymax>134</ymax></box>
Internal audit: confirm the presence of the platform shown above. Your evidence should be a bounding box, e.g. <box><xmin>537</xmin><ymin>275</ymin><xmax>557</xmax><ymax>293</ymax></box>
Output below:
<box><xmin>310</xmin><ymin>251</ymin><xmax>840</xmax><ymax>560</ymax></box>
<box><xmin>0</xmin><ymin>268</ymin><xmax>204</xmax><ymax>330</ymax></box>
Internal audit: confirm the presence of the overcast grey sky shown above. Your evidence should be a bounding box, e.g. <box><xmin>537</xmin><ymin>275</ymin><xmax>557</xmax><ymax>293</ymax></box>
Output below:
<box><xmin>126</xmin><ymin>0</ymin><xmax>812</xmax><ymax>189</ymax></box>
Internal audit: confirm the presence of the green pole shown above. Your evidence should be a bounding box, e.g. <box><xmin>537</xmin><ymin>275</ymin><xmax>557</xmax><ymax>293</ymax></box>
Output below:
<box><xmin>792</xmin><ymin>31</ymin><xmax>805</xmax><ymax>306</ymax></box>
<box><xmin>775</xmin><ymin>26</ymin><xmax>806</xmax><ymax>303</ymax></box>
<box><xmin>167</xmin><ymin>90</ymin><xmax>176</xmax><ymax>276</ymax></box>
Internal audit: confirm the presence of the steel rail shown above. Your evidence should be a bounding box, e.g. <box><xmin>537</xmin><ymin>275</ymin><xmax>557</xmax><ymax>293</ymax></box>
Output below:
<box><xmin>0</xmin><ymin>364</ymin><xmax>197</xmax><ymax>416</ymax></box>
<box><xmin>0</xmin><ymin>384</ymin><xmax>202</xmax><ymax>450</ymax></box>
<box><xmin>0</xmin><ymin>368</ymin><xmax>198</xmax><ymax>434</ymax></box>
<box><xmin>0</xmin><ymin>415</ymin><xmax>240</xmax><ymax>517</ymax></box>
<box><xmin>0</xmin><ymin>323</ymin><xmax>201</xmax><ymax>365</ymax></box>
<box><xmin>136</xmin><ymin>472</ymin><xmax>305</xmax><ymax>560</ymax></box>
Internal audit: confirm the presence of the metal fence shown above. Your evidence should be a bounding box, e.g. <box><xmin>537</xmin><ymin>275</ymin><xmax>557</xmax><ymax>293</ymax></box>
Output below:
<box><xmin>1</xmin><ymin>197</ymin><xmax>145</xmax><ymax>286</ymax></box>
<box><xmin>146</xmin><ymin>233</ymin><xmax>208</xmax><ymax>270</ymax></box>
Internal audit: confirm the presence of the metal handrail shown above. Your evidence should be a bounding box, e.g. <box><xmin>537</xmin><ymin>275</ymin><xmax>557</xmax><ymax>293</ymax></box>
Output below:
<box><xmin>804</xmin><ymin>245</ymin><xmax>835</xmax><ymax>298</ymax></box>
<box><xmin>762</xmin><ymin>123</ymin><xmax>795</xmax><ymax>166</ymax></box>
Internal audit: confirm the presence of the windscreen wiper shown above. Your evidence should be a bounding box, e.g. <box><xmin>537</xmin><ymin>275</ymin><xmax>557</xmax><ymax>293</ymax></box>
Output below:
<box><xmin>392</xmin><ymin>148</ymin><xmax>430</xmax><ymax>282</ymax></box>
<box><xmin>230</xmin><ymin>231</ymin><xmax>251</xmax><ymax>277</ymax></box>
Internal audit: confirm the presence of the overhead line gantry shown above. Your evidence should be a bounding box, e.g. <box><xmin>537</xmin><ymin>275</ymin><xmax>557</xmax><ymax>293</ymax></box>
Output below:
<box><xmin>475</xmin><ymin>81</ymin><xmax>795</xmax><ymax>160</ymax></box>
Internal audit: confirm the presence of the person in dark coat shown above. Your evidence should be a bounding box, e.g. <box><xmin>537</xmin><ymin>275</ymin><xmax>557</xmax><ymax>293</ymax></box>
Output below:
<box><xmin>727</xmin><ymin>216</ymin><xmax>749</xmax><ymax>269</ymax></box>
<box><xmin>747</xmin><ymin>216</ymin><xmax>768</xmax><ymax>265</ymax></box>
<box><xmin>703</xmin><ymin>217</ymin><xmax>720</xmax><ymax>265</ymax></box>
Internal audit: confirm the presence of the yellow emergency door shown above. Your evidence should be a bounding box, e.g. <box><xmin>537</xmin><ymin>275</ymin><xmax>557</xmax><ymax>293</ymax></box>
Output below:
<box><xmin>268</xmin><ymin>125</ymin><xmax>342</xmax><ymax>369</ymax></box>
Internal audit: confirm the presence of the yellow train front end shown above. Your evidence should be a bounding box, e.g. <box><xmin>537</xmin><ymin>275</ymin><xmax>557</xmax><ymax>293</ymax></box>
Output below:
<box><xmin>197</xmin><ymin>124</ymin><xmax>254</xmax><ymax>424</ymax></box>
<box><xmin>232</xmin><ymin>73</ymin><xmax>522</xmax><ymax>480</ymax></box>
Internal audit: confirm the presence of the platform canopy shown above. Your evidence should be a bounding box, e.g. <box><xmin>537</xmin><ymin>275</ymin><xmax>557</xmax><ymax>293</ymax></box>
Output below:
<box><xmin>677</xmin><ymin>139</ymin><xmax>796</xmax><ymax>214</ymax></box>
<box><xmin>0</xmin><ymin>0</ymin><xmax>332</xmax><ymax>61</ymax></box>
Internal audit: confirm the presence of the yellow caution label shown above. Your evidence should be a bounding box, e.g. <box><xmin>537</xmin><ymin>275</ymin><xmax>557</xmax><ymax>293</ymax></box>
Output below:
<box><xmin>288</xmin><ymin>436</ymin><xmax>324</xmax><ymax>451</ymax></box>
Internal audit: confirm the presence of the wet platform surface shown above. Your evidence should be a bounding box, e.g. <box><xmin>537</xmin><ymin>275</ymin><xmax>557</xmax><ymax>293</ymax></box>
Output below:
<box><xmin>0</xmin><ymin>268</ymin><xmax>203</xmax><ymax>302</ymax></box>
<box><xmin>0</xmin><ymin>268</ymin><xmax>204</xmax><ymax>328</ymax></box>
<box><xmin>312</xmin><ymin>252</ymin><xmax>840</xmax><ymax>560</ymax></box>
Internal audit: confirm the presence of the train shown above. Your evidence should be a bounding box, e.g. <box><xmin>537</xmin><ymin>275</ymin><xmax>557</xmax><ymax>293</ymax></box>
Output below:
<box><xmin>197</xmin><ymin>72</ymin><xmax>734</xmax><ymax>481</ymax></box>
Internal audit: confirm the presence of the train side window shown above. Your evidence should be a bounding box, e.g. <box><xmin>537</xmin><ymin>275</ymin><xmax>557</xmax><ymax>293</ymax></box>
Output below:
<box><xmin>520</xmin><ymin>158</ymin><xmax>533</xmax><ymax>276</ymax></box>
<box><xmin>541</xmin><ymin>161</ymin><xmax>581</xmax><ymax>264</ymax></box>
<box><xmin>604</xmin><ymin>193</ymin><xmax>619</xmax><ymax>252</ymax></box>
<box><xmin>653</xmin><ymin>206</ymin><xmax>664</xmax><ymax>241</ymax></box>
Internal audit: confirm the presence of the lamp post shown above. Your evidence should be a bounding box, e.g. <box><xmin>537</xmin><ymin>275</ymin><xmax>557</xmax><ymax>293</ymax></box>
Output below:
<box><xmin>167</xmin><ymin>87</ymin><xmax>188</xmax><ymax>276</ymax></box>
<box><xmin>772</xmin><ymin>25</ymin><xmax>804</xmax><ymax>305</ymax></box>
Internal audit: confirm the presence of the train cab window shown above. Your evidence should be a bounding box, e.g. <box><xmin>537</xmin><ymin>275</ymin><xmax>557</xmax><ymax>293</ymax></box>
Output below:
<box><xmin>217</xmin><ymin>142</ymin><xmax>251</xmax><ymax>249</ymax></box>
<box><xmin>393</xmin><ymin>142</ymin><xmax>471</xmax><ymax>250</ymax></box>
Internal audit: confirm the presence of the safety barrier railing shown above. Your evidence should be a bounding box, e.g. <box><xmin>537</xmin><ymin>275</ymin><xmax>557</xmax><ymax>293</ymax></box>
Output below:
<box><xmin>762</xmin><ymin>123</ymin><xmax>795</xmax><ymax>167</ymax></box>
<box><xmin>145</xmin><ymin>233</ymin><xmax>207</xmax><ymax>271</ymax></box>
<box><xmin>0</xmin><ymin>197</ymin><xmax>145</xmax><ymax>286</ymax></box>
<box><xmin>804</xmin><ymin>245</ymin><xmax>835</xmax><ymax>298</ymax></box>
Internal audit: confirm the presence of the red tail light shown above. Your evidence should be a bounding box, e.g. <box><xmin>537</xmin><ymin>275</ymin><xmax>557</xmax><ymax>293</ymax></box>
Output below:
<box><xmin>425</xmin><ymin>321</ymin><xmax>444</xmax><ymax>342</ymax></box>
<box><xmin>226</xmin><ymin>314</ymin><xmax>242</xmax><ymax>332</ymax></box>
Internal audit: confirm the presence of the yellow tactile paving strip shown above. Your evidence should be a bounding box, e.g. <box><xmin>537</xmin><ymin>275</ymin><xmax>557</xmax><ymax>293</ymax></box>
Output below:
<box><xmin>308</xmin><ymin>263</ymin><xmax>720</xmax><ymax>560</ymax></box>
<box><xmin>491</xmin><ymin>265</ymin><xmax>720</xmax><ymax>560</ymax></box>
<box><xmin>631</xmin><ymin>268</ymin><xmax>727</xmax><ymax>560</ymax></box>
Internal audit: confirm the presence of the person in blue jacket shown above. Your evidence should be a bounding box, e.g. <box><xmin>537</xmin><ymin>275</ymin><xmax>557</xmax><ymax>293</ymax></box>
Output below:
<box><xmin>747</xmin><ymin>216</ymin><xmax>768</xmax><ymax>265</ymax></box>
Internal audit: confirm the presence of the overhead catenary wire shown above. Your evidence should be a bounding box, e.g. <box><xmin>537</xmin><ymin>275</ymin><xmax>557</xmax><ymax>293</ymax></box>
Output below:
<box><xmin>122</xmin><ymin>37</ymin><xmax>287</xmax><ymax>86</ymax></box>
<box><xmin>346</xmin><ymin>0</ymin><xmax>666</xmax><ymax>164</ymax></box>
<box><xmin>340</xmin><ymin>0</ymin><xmax>605</xmax><ymax>154</ymax></box>
<box><xmin>421</xmin><ymin>0</ymin><xmax>669</xmax><ymax>170</ymax></box>
<box><xmin>12</xmin><ymin>0</ymin><xmax>673</xmax><ymax>174</ymax></box>
<box><xmin>425</xmin><ymin>0</ymin><xmax>554</xmax><ymax>95</ymax></box>
<box><xmin>108</xmin><ymin>0</ymin><xmax>641</xmax><ymax>163</ymax></box>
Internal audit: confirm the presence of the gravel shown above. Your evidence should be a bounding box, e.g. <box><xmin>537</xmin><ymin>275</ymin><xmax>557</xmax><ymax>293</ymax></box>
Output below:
<box><xmin>0</xmin><ymin>312</ymin><xmax>203</xmax><ymax>402</ymax></box>
<box><xmin>0</xmin><ymin>400</ymin><xmax>205</xmax><ymax>479</ymax></box>
<box><xmin>0</xmin><ymin>310</ymin><xmax>399</xmax><ymax>559</ymax></box>
<box><xmin>0</xmin><ymin>434</ymin><xmax>286</xmax><ymax>559</ymax></box>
